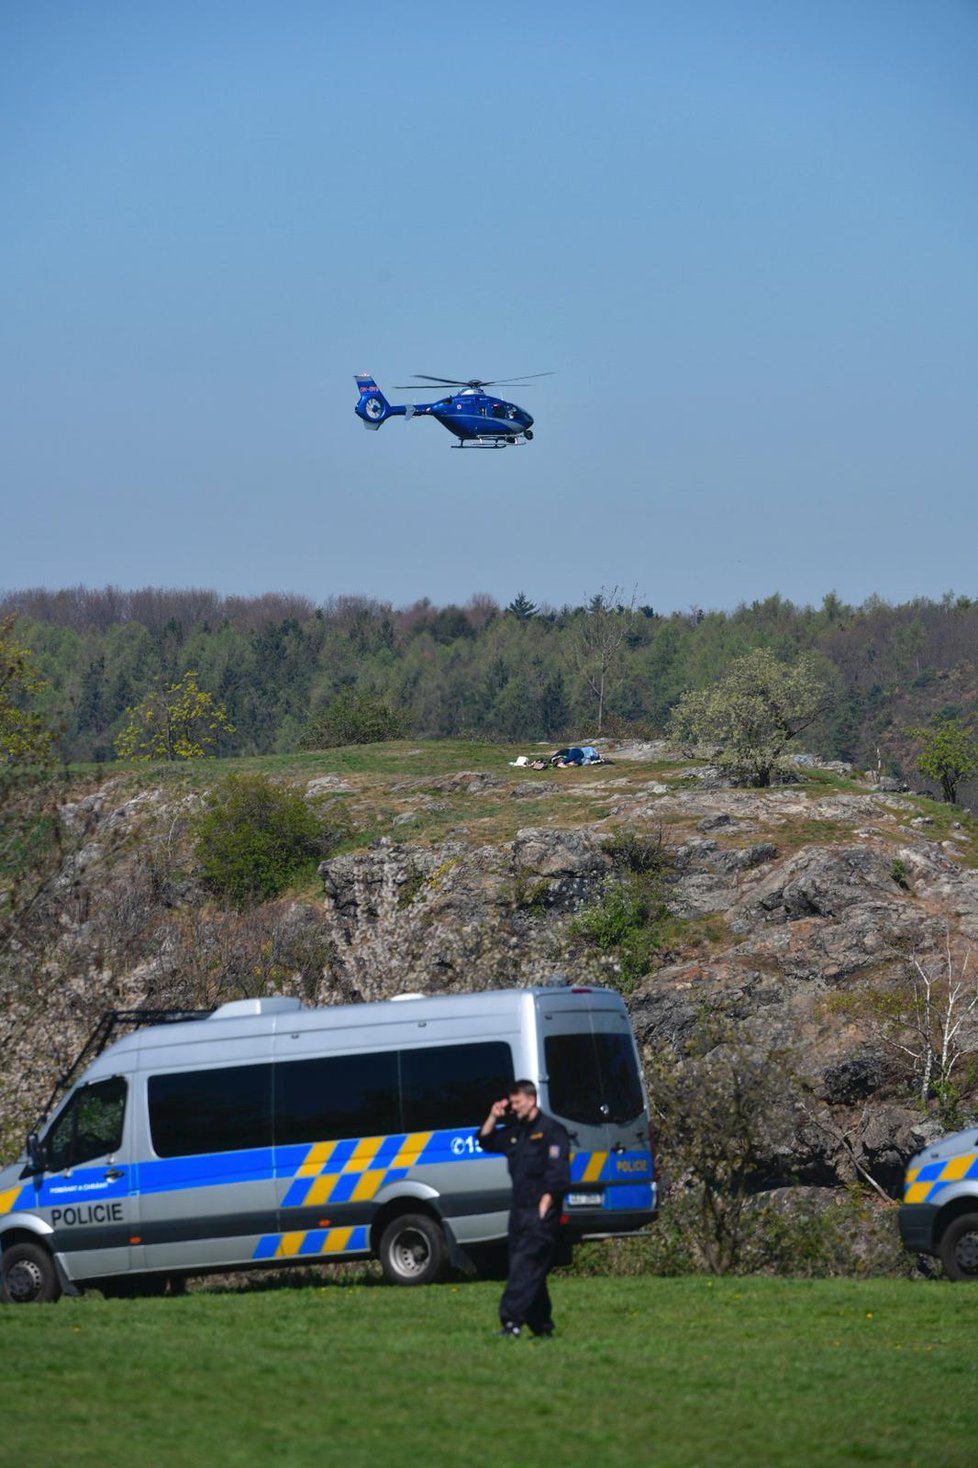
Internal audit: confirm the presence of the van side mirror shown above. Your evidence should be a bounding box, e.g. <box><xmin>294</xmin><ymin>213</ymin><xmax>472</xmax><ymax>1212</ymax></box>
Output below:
<box><xmin>25</xmin><ymin>1132</ymin><xmax>47</xmax><ymax>1174</ymax></box>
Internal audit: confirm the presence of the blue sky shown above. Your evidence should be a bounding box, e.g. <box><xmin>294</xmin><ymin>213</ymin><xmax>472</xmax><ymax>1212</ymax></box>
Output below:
<box><xmin>2</xmin><ymin>0</ymin><xmax>976</xmax><ymax>613</ymax></box>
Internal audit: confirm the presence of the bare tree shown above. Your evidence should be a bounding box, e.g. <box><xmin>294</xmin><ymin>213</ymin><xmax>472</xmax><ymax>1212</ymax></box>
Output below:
<box><xmin>830</xmin><ymin>925</ymin><xmax>978</xmax><ymax>1120</ymax></box>
<box><xmin>570</xmin><ymin>585</ymin><xmax>635</xmax><ymax>734</ymax></box>
<box><xmin>903</xmin><ymin>936</ymin><xmax>978</xmax><ymax>1105</ymax></box>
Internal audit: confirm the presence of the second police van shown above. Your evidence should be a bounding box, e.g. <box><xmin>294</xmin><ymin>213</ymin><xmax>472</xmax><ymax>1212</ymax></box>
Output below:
<box><xmin>0</xmin><ymin>983</ymin><xmax>656</xmax><ymax>1303</ymax></box>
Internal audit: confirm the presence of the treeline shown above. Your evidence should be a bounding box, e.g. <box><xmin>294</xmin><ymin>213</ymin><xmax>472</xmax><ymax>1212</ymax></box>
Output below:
<box><xmin>3</xmin><ymin>584</ymin><xmax>978</xmax><ymax>778</ymax></box>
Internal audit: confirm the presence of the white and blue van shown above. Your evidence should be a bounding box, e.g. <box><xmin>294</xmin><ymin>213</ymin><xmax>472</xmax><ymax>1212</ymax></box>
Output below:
<box><xmin>899</xmin><ymin>1126</ymin><xmax>978</xmax><ymax>1280</ymax></box>
<box><xmin>0</xmin><ymin>984</ymin><xmax>656</xmax><ymax>1302</ymax></box>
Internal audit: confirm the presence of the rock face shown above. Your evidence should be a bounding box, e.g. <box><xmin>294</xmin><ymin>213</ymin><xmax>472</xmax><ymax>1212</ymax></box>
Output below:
<box><xmin>3</xmin><ymin>765</ymin><xmax>977</xmax><ymax>1227</ymax></box>
<box><xmin>309</xmin><ymin>795</ymin><xmax>978</xmax><ymax>1198</ymax></box>
<box><xmin>316</xmin><ymin>827</ymin><xmax>612</xmax><ymax>1002</ymax></box>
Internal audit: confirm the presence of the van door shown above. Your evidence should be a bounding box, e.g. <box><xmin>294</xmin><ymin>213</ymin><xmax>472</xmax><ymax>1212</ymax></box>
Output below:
<box><xmin>32</xmin><ymin>1075</ymin><xmax>135</xmax><ymax>1282</ymax></box>
<box><xmin>267</xmin><ymin>1048</ymin><xmax>401</xmax><ymax>1266</ymax></box>
<box><xmin>539</xmin><ymin>1006</ymin><xmax>655</xmax><ymax>1236</ymax></box>
<box><xmin>135</xmin><ymin>1062</ymin><xmax>277</xmax><ymax>1274</ymax></box>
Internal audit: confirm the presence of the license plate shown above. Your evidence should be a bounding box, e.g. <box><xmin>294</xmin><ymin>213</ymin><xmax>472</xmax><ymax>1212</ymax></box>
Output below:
<box><xmin>567</xmin><ymin>1191</ymin><xmax>603</xmax><ymax>1207</ymax></box>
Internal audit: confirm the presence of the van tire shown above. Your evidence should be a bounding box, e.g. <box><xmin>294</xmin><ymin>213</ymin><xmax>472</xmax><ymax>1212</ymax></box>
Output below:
<box><xmin>939</xmin><ymin>1213</ymin><xmax>978</xmax><ymax>1281</ymax></box>
<box><xmin>378</xmin><ymin>1213</ymin><xmax>448</xmax><ymax>1286</ymax></box>
<box><xmin>1</xmin><ymin>1241</ymin><xmax>62</xmax><ymax>1304</ymax></box>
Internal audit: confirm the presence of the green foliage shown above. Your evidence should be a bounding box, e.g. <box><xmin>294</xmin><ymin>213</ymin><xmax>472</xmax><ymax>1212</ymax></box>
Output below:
<box><xmin>115</xmin><ymin>671</ymin><xmax>234</xmax><ymax>762</ymax></box>
<box><xmin>906</xmin><ymin>717</ymin><xmax>978</xmax><ymax>804</ymax></box>
<box><xmin>9</xmin><ymin>586</ymin><xmax>978</xmax><ymax>806</ymax></box>
<box><xmin>501</xmin><ymin>865</ymin><xmax>553</xmax><ymax>912</ymax></box>
<box><xmin>300</xmin><ymin>690</ymin><xmax>406</xmax><ymax>748</ymax></box>
<box><xmin>569</xmin><ymin>585</ymin><xmax>635</xmax><ymax>733</ymax></box>
<box><xmin>0</xmin><ymin>619</ymin><xmax>75</xmax><ymax>969</ymax></box>
<box><xmin>647</xmin><ymin>1029</ymin><xmax>803</xmax><ymax>1274</ymax></box>
<box><xmin>890</xmin><ymin>857</ymin><xmax>910</xmax><ymax>889</ymax></box>
<box><xmin>194</xmin><ymin>773</ymin><xmax>347</xmax><ymax>904</ymax></box>
<box><xmin>668</xmin><ymin>648</ymin><xmax>830</xmax><ymax>787</ymax></box>
<box><xmin>570</xmin><ymin>873</ymin><xmax>671</xmax><ymax>992</ymax></box>
<box><xmin>573</xmin><ymin>1188</ymin><xmax>910</xmax><ymax>1280</ymax></box>
<box><xmin>506</xmin><ymin>591</ymin><xmax>538</xmax><ymax>620</ymax></box>
<box><xmin>0</xmin><ymin>614</ymin><xmax>56</xmax><ymax>765</ymax></box>
<box><xmin>570</xmin><ymin>829</ymin><xmax>688</xmax><ymax>991</ymax></box>
<box><xmin>600</xmin><ymin>825</ymin><xmax>669</xmax><ymax>874</ymax></box>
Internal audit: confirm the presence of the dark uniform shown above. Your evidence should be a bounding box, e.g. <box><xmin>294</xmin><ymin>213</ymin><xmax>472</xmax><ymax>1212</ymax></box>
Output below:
<box><xmin>480</xmin><ymin>1108</ymin><xmax>571</xmax><ymax>1334</ymax></box>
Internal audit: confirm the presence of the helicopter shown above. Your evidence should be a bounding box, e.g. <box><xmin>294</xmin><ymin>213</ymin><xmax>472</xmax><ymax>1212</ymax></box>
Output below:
<box><xmin>354</xmin><ymin>372</ymin><xmax>551</xmax><ymax>447</ymax></box>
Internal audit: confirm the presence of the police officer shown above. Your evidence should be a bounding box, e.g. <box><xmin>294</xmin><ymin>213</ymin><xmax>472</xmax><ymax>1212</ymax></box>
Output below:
<box><xmin>478</xmin><ymin>1079</ymin><xmax>571</xmax><ymax>1338</ymax></box>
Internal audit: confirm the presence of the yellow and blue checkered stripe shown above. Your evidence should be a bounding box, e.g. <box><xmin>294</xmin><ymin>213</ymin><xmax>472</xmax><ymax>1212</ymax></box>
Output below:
<box><xmin>904</xmin><ymin>1150</ymin><xmax>978</xmax><ymax>1205</ymax></box>
<box><xmin>278</xmin><ymin>1130</ymin><xmax>434</xmax><ymax>1209</ymax></box>
<box><xmin>253</xmin><ymin>1225</ymin><xmax>370</xmax><ymax>1260</ymax></box>
<box><xmin>0</xmin><ymin>1131</ymin><xmax>655</xmax><ymax>1262</ymax></box>
<box><xmin>250</xmin><ymin>1137</ymin><xmax>657</xmax><ymax>1259</ymax></box>
<box><xmin>253</xmin><ymin>1130</ymin><xmax>446</xmax><ymax>1260</ymax></box>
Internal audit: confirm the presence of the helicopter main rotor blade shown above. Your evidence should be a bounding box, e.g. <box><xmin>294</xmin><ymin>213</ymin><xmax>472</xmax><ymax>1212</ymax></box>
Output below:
<box><xmin>393</xmin><ymin>382</ymin><xmax>461</xmax><ymax>391</ymax></box>
<box><xmin>400</xmin><ymin>371</ymin><xmax>554</xmax><ymax>390</ymax></box>
<box><xmin>411</xmin><ymin>375</ymin><xmax>475</xmax><ymax>387</ymax></box>
<box><xmin>478</xmin><ymin>372</ymin><xmax>555</xmax><ymax>385</ymax></box>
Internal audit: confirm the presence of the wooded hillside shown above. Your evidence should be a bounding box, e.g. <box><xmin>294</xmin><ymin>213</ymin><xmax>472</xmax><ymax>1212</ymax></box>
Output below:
<box><xmin>3</xmin><ymin>585</ymin><xmax>978</xmax><ymax>805</ymax></box>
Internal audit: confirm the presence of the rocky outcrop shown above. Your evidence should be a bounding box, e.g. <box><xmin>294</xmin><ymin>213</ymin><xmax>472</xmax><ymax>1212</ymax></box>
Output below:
<box><xmin>314</xmin><ymin>828</ymin><xmax>612</xmax><ymax>1002</ymax></box>
<box><xmin>3</xmin><ymin>766</ymin><xmax>977</xmax><ymax>1219</ymax></box>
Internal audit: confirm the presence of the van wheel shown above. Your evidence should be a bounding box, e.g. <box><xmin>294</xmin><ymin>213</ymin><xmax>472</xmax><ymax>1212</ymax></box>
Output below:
<box><xmin>1</xmin><ymin>1241</ymin><xmax>62</xmax><ymax>1304</ymax></box>
<box><xmin>939</xmin><ymin>1213</ymin><xmax>978</xmax><ymax>1281</ymax></box>
<box><xmin>378</xmin><ymin>1213</ymin><xmax>447</xmax><ymax>1286</ymax></box>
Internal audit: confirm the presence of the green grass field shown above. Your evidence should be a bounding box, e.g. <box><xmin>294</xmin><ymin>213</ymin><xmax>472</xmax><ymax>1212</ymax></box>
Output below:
<box><xmin>3</xmin><ymin>1275</ymin><xmax>974</xmax><ymax>1467</ymax></box>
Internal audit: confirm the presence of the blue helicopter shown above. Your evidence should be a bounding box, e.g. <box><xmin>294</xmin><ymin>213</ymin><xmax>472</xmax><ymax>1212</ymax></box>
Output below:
<box><xmin>354</xmin><ymin>372</ymin><xmax>550</xmax><ymax>448</ymax></box>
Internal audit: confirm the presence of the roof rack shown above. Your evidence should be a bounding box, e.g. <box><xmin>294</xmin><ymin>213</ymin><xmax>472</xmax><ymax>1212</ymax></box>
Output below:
<box><xmin>35</xmin><ymin>1007</ymin><xmax>214</xmax><ymax>1129</ymax></box>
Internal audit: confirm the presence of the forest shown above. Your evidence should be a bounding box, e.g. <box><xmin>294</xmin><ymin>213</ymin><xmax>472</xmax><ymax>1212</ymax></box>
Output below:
<box><xmin>3</xmin><ymin>584</ymin><xmax>978</xmax><ymax>795</ymax></box>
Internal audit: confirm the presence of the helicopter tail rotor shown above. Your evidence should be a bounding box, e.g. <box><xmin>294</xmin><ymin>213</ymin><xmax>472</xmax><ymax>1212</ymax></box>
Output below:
<box><xmin>354</xmin><ymin>374</ymin><xmax>394</xmax><ymax>429</ymax></box>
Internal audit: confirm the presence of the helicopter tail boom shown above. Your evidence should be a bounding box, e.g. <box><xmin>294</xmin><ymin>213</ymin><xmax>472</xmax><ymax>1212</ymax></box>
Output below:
<box><xmin>354</xmin><ymin>374</ymin><xmax>407</xmax><ymax>429</ymax></box>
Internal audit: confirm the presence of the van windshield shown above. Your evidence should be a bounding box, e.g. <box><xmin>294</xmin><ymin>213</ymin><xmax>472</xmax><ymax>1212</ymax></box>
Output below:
<box><xmin>544</xmin><ymin>1032</ymin><xmax>644</xmax><ymax>1126</ymax></box>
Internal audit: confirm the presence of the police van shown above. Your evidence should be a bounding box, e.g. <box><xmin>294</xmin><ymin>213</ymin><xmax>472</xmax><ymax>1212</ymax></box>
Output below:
<box><xmin>899</xmin><ymin>1125</ymin><xmax>978</xmax><ymax>1280</ymax></box>
<box><xmin>0</xmin><ymin>983</ymin><xmax>656</xmax><ymax>1303</ymax></box>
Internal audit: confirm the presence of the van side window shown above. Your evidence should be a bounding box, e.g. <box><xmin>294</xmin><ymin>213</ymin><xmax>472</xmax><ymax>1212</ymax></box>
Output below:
<box><xmin>400</xmin><ymin>1042</ymin><xmax>514</xmax><ymax>1132</ymax></box>
<box><xmin>47</xmin><ymin>1076</ymin><xmax>127</xmax><ymax>1171</ymax></box>
<box><xmin>146</xmin><ymin>1042</ymin><xmax>519</xmax><ymax>1154</ymax></box>
<box><xmin>275</xmin><ymin>1052</ymin><xmax>399</xmax><ymax>1145</ymax></box>
<box><xmin>274</xmin><ymin>1043</ymin><xmax>514</xmax><ymax>1144</ymax></box>
<box><xmin>149</xmin><ymin>1064</ymin><xmax>272</xmax><ymax>1157</ymax></box>
<box><xmin>545</xmin><ymin>1033</ymin><xmax>644</xmax><ymax>1125</ymax></box>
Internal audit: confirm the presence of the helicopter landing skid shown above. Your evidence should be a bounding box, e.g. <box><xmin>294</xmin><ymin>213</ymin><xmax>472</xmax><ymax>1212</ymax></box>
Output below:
<box><xmin>453</xmin><ymin>436</ymin><xmax>526</xmax><ymax>449</ymax></box>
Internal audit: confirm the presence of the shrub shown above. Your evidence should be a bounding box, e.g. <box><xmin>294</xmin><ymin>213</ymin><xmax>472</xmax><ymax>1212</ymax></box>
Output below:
<box><xmin>646</xmin><ymin>1034</ymin><xmax>799</xmax><ymax>1273</ymax></box>
<box><xmin>601</xmin><ymin>825</ymin><xmax>669</xmax><ymax>875</ymax></box>
<box><xmin>194</xmin><ymin>774</ymin><xmax>348</xmax><ymax>905</ymax></box>
<box><xmin>566</xmin><ymin>1187</ymin><xmax>911</xmax><ymax>1278</ymax></box>
<box><xmin>569</xmin><ymin>874</ymin><xmax>671</xmax><ymax>993</ymax></box>
<box><xmin>299</xmin><ymin>692</ymin><xmax>406</xmax><ymax>748</ymax></box>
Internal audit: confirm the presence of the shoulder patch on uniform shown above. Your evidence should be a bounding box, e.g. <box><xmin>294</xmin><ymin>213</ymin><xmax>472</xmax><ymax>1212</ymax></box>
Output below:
<box><xmin>549</xmin><ymin>1145</ymin><xmax>561</xmax><ymax>1158</ymax></box>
